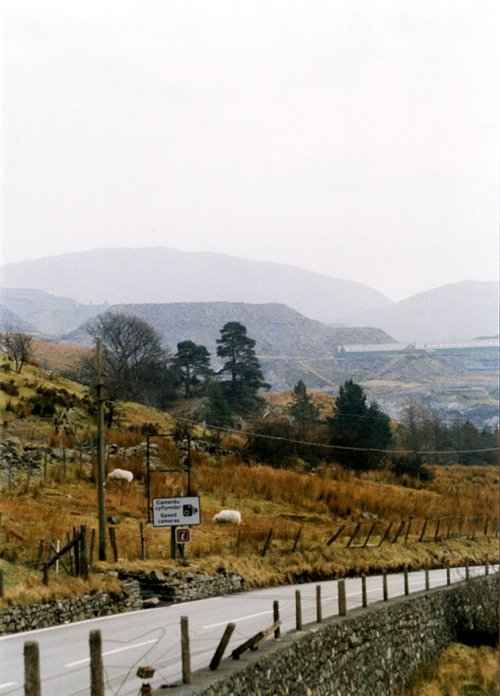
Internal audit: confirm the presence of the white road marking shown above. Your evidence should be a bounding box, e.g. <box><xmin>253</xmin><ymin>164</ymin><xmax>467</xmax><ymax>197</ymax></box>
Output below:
<box><xmin>203</xmin><ymin>610</ymin><xmax>272</xmax><ymax>629</ymax></box>
<box><xmin>0</xmin><ymin>683</ymin><xmax>17</xmax><ymax>691</ymax></box>
<box><xmin>65</xmin><ymin>639</ymin><xmax>158</xmax><ymax>668</ymax></box>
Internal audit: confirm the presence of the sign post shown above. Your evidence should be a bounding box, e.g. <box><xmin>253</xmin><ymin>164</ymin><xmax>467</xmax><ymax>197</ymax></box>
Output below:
<box><xmin>152</xmin><ymin>497</ymin><xmax>201</xmax><ymax>560</ymax></box>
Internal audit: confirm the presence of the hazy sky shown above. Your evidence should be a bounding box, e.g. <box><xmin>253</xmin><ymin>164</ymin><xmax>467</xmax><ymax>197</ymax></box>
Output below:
<box><xmin>1</xmin><ymin>0</ymin><xmax>498</xmax><ymax>301</ymax></box>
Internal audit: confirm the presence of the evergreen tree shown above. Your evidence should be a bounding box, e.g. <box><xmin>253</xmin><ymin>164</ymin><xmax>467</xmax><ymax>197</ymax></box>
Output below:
<box><xmin>173</xmin><ymin>340</ymin><xmax>212</xmax><ymax>398</ymax></box>
<box><xmin>216</xmin><ymin>321</ymin><xmax>270</xmax><ymax>413</ymax></box>
<box><xmin>289</xmin><ymin>380</ymin><xmax>320</xmax><ymax>435</ymax></box>
<box><xmin>204</xmin><ymin>382</ymin><xmax>234</xmax><ymax>428</ymax></box>
<box><xmin>327</xmin><ymin>379</ymin><xmax>392</xmax><ymax>470</ymax></box>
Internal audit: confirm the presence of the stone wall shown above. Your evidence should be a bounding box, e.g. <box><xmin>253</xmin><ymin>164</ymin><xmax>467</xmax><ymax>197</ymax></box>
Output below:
<box><xmin>119</xmin><ymin>567</ymin><xmax>245</xmax><ymax>606</ymax></box>
<box><xmin>0</xmin><ymin>580</ymin><xmax>141</xmax><ymax>635</ymax></box>
<box><xmin>169</xmin><ymin>575</ymin><xmax>499</xmax><ymax>696</ymax></box>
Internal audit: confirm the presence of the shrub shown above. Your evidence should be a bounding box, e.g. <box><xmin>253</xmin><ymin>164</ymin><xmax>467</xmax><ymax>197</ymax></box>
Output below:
<box><xmin>0</xmin><ymin>380</ymin><xmax>19</xmax><ymax>396</ymax></box>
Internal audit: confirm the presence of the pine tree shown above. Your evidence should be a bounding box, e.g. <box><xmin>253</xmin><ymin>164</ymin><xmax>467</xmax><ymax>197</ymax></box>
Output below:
<box><xmin>216</xmin><ymin>321</ymin><xmax>270</xmax><ymax>414</ymax></box>
<box><xmin>173</xmin><ymin>340</ymin><xmax>212</xmax><ymax>398</ymax></box>
<box><xmin>289</xmin><ymin>380</ymin><xmax>320</xmax><ymax>435</ymax></box>
<box><xmin>328</xmin><ymin>379</ymin><xmax>392</xmax><ymax>470</ymax></box>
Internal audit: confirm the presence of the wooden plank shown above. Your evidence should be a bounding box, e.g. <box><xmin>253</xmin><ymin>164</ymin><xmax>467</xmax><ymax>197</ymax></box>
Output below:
<box><xmin>231</xmin><ymin>621</ymin><xmax>281</xmax><ymax>660</ymax></box>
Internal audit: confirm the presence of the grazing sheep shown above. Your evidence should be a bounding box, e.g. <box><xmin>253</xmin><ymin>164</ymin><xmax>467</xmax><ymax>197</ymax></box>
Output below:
<box><xmin>107</xmin><ymin>468</ymin><xmax>134</xmax><ymax>484</ymax></box>
<box><xmin>212</xmin><ymin>509</ymin><xmax>241</xmax><ymax>525</ymax></box>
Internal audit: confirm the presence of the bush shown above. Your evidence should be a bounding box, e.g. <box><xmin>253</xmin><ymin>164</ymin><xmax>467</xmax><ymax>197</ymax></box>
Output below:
<box><xmin>391</xmin><ymin>455</ymin><xmax>435</xmax><ymax>482</ymax></box>
<box><xmin>0</xmin><ymin>380</ymin><xmax>19</xmax><ymax>396</ymax></box>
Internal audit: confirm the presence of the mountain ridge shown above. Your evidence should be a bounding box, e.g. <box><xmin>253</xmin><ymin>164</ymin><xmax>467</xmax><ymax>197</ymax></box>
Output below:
<box><xmin>0</xmin><ymin>246</ymin><xmax>392</xmax><ymax>324</ymax></box>
<box><xmin>1</xmin><ymin>247</ymin><xmax>498</xmax><ymax>343</ymax></box>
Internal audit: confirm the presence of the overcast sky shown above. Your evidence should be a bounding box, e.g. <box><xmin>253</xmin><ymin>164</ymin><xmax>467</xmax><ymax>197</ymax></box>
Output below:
<box><xmin>1</xmin><ymin>0</ymin><xmax>498</xmax><ymax>301</ymax></box>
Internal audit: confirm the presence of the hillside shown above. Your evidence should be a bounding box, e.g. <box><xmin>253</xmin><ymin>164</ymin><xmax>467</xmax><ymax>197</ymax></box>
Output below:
<box><xmin>0</xmin><ymin>288</ymin><xmax>101</xmax><ymax>335</ymax></box>
<box><xmin>0</xmin><ymin>247</ymin><xmax>392</xmax><ymax>325</ymax></box>
<box><xmin>0</xmin><ymin>355</ymin><xmax>497</xmax><ymax>602</ymax></box>
<box><xmin>65</xmin><ymin>301</ymin><xmax>393</xmax><ymax>357</ymax></box>
<box><xmin>342</xmin><ymin>280</ymin><xmax>499</xmax><ymax>343</ymax></box>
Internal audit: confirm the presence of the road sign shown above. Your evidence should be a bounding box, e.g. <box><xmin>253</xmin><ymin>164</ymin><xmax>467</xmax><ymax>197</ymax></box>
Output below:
<box><xmin>152</xmin><ymin>496</ymin><xmax>201</xmax><ymax>527</ymax></box>
<box><xmin>175</xmin><ymin>527</ymin><xmax>192</xmax><ymax>544</ymax></box>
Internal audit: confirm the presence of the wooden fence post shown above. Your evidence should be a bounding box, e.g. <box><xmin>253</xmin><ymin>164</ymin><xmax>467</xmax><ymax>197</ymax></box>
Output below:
<box><xmin>419</xmin><ymin>518</ymin><xmax>428</xmax><ymax>543</ymax></box>
<box><xmin>434</xmin><ymin>518</ymin><xmax>441</xmax><ymax>542</ymax></box>
<box><xmin>483</xmin><ymin>516</ymin><xmax>490</xmax><ymax>537</ymax></box>
<box><xmin>89</xmin><ymin>630</ymin><xmax>105</xmax><ymax>696</ymax></box>
<box><xmin>326</xmin><ymin>524</ymin><xmax>346</xmax><ymax>546</ymax></box>
<box><xmin>378</xmin><ymin>521</ymin><xmax>393</xmax><ymax>547</ymax></box>
<box><xmin>295</xmin><ymin>590</ymin><xmax>302</xmax><ymax>630</ymax></box>
<box><xmin>361</xmin><ymin>574</ymin><xmax>367</xmax><ymax>608</ymax></box>
<box><xmin>181</xmin><ymin>616</ymin><xmax>191</xmax><ymax>684</ymax></box>
<box><xmin>346</xmin><ymin>522</ymin><xmax>361</xmax><ymax>548</ymax></box>
<box><xmin>140</xmin><ymin>523</ymin><xmax>147</xmax><ymax>561</ymax></box>
<box><xmin>338</xmin><ymin>579</ymin><xmax>346</xmax><ymax>616</ymax></box>
<box><xmin>326</xmin><ymin>525</ymin><xmax>346</xmax><ymax>546</ymax></box>
<box><xmin>292</xmin><ymin>527</ymin><xmax>302</xmax><ymax>552</ymax></box>
<box><xmin>382</xmin><ymin>570</ymin><xmax>388</xmax><ymax>601</ymax></box>
<box><xmin>485</xmin><ymin>556</ymin><xmax>489</xmax><ymax>575</ymax></box>
<box><xmin>425</xmin><ymin>566</ymin><xmax>430</xmax><ymax>591</ymax></box>
<box><xmin>261</xmin><ymin>529</ymin><xmax>273</xmax><ymax>557</ymax></box>
<box><xmin>316</xmin><ymin>585</ymin><xmax>322</xmax><ymax>623</ymax></box>
<box><xmin>24</xmin><ymin>641</ymin><xmax>41</xmax><ymax>696</ymax></box>
<box><xmin>209</xmin><ymin>623</ymin><xmax>235</xmax><ymax>671</ymax></box>
<box><xmin>108</xmin><ymin>527</ymin><xmax>118</xmax><ymax>562</ymax></box>
<box><xmin>362</xmin><ymin>521</ymin><xmax>377</xmax><ymax>548</ymax></box>
<box><xmin>392</xmin><ymin>520</ymin><xmax>405</xmax><ymax>544</ymax></box>
<box><xmin>89</xmin><ymin>528</ymin><xmax>96</xmax><ymax>567</ymax></box>
<box><xmin>42</xmin><ymin>562</ymin><xmax>49</xmax><ymax>586</ymax></box>
<box><xmin>80</xmin><ymin>525</ymin><xmax>88</xmax><ymax>579</ymax></box>
<box><xmin>273</xmin><ymin>600</ymin><xmax>281</xmax><ymax>639</ymax></box>
<box><xmin>465</xmin><ymin>558</ymin><xmax>470</xmax><ymax>580</ymax></box>
<box><xmin>404</xmin><ymin>566</ymin><xmax>409</xmax><ymax>596</ymax></box>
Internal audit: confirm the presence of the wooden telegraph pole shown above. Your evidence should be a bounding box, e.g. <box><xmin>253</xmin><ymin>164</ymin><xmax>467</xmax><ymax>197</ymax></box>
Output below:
<box><xmin>96</xmin><ymin>339</ymin><xmax>107</xmax><ymax>561</ymax></box>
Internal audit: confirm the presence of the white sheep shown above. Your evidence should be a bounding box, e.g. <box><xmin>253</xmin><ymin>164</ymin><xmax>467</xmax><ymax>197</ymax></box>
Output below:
<box><xmin>212</xmin><ymin>509</ymin><xmax>241</xmax><ymax>525</ymax></box>
<box><xmin>107</xmin><ymin>468</ymin><xmax>134</xmax><ymax>484</ymax></box>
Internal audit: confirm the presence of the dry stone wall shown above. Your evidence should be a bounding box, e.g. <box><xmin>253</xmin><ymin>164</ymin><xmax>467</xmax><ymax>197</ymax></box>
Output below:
<box><xmin>0</xmin><ymin>580</ymin><xmax>141</xmax><ymax>635</ymax></box>
<box><xmin>170</xmin><ymin>575</ymin><xmax>498</xmax><ymax>696</ymax></box>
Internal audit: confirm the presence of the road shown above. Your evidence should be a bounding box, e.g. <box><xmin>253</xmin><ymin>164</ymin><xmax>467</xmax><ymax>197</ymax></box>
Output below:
<box><xmin>0</xmin><ymin>565</ymin><xmax>494</xmax><ymax>695</ymax></box>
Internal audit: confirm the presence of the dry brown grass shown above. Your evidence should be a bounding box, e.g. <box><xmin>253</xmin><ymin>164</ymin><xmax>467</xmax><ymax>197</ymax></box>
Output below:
<box><xmin>1</xmin><ymin>454</ymin><xmax>497</xmax><ymax>601</ymax></box>
<box><xmin>405</xmin><ymin>643</ymin><xmax>499</xmax><ymax>696</ymax></box>
<box><xmin>1</xmin><ymin>355</ymin><xmax>498</xmax><ymax>603</ymax></box>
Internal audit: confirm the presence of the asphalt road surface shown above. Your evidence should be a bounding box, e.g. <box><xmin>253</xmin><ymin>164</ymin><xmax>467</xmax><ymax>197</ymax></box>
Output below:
<box><xmin>0</xmin><ymin>564</ymin><xmax>495</xmax><ymax>695</ymax></box>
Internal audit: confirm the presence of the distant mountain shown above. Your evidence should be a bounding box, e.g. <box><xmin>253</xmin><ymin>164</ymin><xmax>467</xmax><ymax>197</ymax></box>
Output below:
<box><xmin>66</xmin><ymin>302</ymin><xmax>394</xmax><ymax>357</ymax></box>
<box><xmin>0</xmin><ymin>247</ymin><xmax>392</xmax><ymax>325</ymax></box>
<box><xmin>341</xmin><ymin>281</ymin><xmax>499</xmax><ymax>344</ymax></box>
<box><xmin>0</xmin><ymin>288</ymin><xmax>102</xmax><ymax>335</ymax></box>
<box><xmin>0</xmin><ymin>304</ymin><xmax>38</xmax><ymax>333</ymax></box>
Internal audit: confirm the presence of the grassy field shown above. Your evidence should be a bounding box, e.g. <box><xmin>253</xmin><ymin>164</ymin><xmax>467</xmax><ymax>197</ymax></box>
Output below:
<box><xmin>405</xmin><ymin>643</ymin><xmax>499</xmax><ymax>696</ymax></box>
<box><xmin>0</xmin><ymin>352</ymin><xmax>498</xmax><ymax>605</ymax></box>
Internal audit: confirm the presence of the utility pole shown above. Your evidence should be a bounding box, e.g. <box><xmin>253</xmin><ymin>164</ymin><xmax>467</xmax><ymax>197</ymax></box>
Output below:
<box><xmin>96</xmin><ymin>339</ymin><xmax>106</xmax><ymax>560</ymax></box>
<box><xmin>186</xmin><ymin>432</ymin><xmax>191</xmax><ymax>496</ymax></box>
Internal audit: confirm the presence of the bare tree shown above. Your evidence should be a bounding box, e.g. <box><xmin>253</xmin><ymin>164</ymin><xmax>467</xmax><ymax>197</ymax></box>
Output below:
<box><xmin>1</xmin><ymin>330</ymin><xmax>34</xmax><ymax>373</ymax></box>
<box><xmin>79</xmin><ymin>311</ymin><xmax>174</xmax><ymax>407</ymax></box>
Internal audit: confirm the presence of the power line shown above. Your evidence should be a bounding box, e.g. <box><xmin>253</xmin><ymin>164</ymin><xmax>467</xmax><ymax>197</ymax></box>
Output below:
<box><xmin>173</xmin><ymin>416</ymin><xmax>499</xmax><ymax>457</ymax></box>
